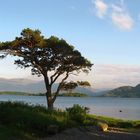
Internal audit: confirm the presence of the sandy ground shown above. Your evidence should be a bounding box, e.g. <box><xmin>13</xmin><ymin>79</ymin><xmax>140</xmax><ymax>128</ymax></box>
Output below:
<box><xmin>42</xmin><ymin>127</ymin><xmax>140</xmax><ymax>140</ymax></box>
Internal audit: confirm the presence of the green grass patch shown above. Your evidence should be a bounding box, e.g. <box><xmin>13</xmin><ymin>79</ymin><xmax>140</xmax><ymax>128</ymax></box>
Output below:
<box><xmin>86</xmin><ymin>114</ymin><xmax>140</xmax><ymax>128</ymax></box>
<box><xmin>0</xmin><ymin>102</ymin><xmax>140</xmax><ymax>139</ymax></box>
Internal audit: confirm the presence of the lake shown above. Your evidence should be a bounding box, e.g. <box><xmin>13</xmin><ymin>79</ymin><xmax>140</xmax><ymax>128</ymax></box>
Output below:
<box><xmin>0</xmin><ymin>95</ymin><xmax>140</xmax><ymax>120</ymax></box>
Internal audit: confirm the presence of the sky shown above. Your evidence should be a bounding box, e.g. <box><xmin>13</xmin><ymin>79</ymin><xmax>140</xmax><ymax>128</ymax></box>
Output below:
<box><xmin>0</xmin><ymin>0</ymin><xmax>140</xmax><ymax>90</ymax></box>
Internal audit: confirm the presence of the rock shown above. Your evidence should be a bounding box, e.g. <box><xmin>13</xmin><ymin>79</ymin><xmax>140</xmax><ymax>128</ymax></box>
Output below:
<box><xmin>47</xmin><ymin>125</ymin><xmax>59</xmax><ymax>134</ymax></box>
<box><xmin>97</xmin><ymin>121</ymin><xmax>108</xmax><ymax>132</ymax></box>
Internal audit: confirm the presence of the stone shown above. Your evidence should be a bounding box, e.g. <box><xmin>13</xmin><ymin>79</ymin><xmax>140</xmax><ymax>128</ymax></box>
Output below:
<box><xmin>97</xmin><ymin>121</ymin><xmax>108</xmax><ymax>132</ymax></box>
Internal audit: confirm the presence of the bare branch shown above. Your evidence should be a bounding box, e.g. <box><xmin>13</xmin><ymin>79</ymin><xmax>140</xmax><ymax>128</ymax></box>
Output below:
<box><xmin>52</xmin><ymin>72</ymin><xmax>69</xmax><ymax>102</ymax></box>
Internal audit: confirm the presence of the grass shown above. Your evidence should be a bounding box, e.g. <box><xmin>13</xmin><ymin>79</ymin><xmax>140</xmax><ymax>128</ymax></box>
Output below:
<box><xmin>0</xmin><ymin>102</ymin><xmax>69</xmax><ymax>139</ymax></box>
<box><xmin>86</xmin><ymin>114</ymin><xmax>140</xmax><ymax>128</ymax></box>
<box><xmin>0</xmin><ymin>102</ymin><xmax>140</xmax><ymax>140</ymax></box>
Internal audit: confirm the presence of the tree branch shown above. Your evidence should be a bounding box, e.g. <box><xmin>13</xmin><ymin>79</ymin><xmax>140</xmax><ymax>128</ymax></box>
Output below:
<box><xmin>50</xmin><ymin>71</ymin><xmax>59</xmax><ymax>83</ymax></box>
<box><xmin>52</xmin><ymin>72</ymin><xmax>69</xmax><ymax>102</ymax></box>
<box><xmin>50</xmin><ymin>71</ymin><xmax>64</xmax><ymax>86</ymax></box>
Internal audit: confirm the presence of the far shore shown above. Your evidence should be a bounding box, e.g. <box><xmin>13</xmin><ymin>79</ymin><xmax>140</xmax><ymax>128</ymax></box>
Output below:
<box><xmin>0</xmin><ymin>91</ymin><xmax>88</xmax><ymax>97</ymax></box>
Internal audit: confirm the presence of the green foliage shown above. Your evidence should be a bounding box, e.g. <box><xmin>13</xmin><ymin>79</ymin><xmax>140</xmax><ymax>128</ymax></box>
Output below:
<box><xmin>0</xmin><ymin>28</ymin><xmax>93</xmax><ymax>108</ymax></box>
<box><xmin>0</xmin><ymin>102</ymin><xmax>91</xmax><ymax>139</ymax></box>
<box><xmin>86</xmin><ymin>114</ymin><xmax>140</xmax><ymax>128</ymax></box>
<box><xmin>60</xmin><ymin>81</ymin><xmax>91</xmax><ymax>95</ymax></box>
<box><xmin>0</xmin><ymin>28</ymin><xmax>92</xmax><ymax>76</ymax></box>
<box><xmin>60</xmin><ymin>82</ymin><xmax>78</xmax><ymax>92</ymax></box>
<box><xmin>59</xmin><ymin>92</ymin><xmax>88</xmax><ymax>97</ymax></box>
<box><xmin>0</xmin><ymin>91</ymin><xmax>32</xmax><ymax>95</ymax></box>
<box><xmin>0</xmin><ymin>91</ymin><xmax>45</xmax><ymax>96</ymax></box>
<box><xmin>77</xmin><ymin>81</ymin><xmax>91</xmax><ymax>87</ymax></box>
<box><xmin>66</xmin><ymin>104</ymin><xmax>88</xmax><ymax>124</ymax></box>
<box><xmin>0</xmin><ymin>102</ymin><xmax>67</xmax><ymax>138</ymax></box>
<box><xmin>103</xmin><ymin>84</ymin><xmax>140</xmax><ymax>98</ymax></box>
<box><xmin>0</xmin><ymin>102</ymin><xmax>140</xmax><ymax>139</ymax></box>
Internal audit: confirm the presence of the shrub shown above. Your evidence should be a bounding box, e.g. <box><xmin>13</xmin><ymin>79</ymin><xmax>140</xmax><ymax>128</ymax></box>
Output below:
<box><xmin>0</xmin><ymin>101</ymin><xmax>68</xmax><ymax>137</ymax></box>
<box><xmin>117</xmin><ymin>121</ymin><xmax>133</xmax><ymax>128</ymax></box>
<box><xmin>66</xmin><ymin>104</ymin><xmax>88</xmax><ymax>124</ymax></box>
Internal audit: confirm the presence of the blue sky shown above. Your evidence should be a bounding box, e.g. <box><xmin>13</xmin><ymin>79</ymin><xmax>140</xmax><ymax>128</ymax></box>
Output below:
<box><xmin>0</xmin><ymin>0</ymin><xmax>140</xmax><ymax>89</ymax></box>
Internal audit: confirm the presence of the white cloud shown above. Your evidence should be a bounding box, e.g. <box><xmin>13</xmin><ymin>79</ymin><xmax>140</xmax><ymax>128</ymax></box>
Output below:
<box><xmin>111</xmin><ymin>4</ymin><xmax>123</xmax><ymax>13</ymax></box>
<box><xmin>111</xmin><ymin>4</ymin><xmax>134</xmax><ymax>30</ymax></box>
<box><xmin>93</xmin><ymin>0</ymin><xmax>108</xmax><ymax>19</ymax></box>
<box><xmin>93</xmin><ymin>64</ymin><xmax>140</xmax><ymax>90</ymax></box>
<box><xmin>63</xmin><ymin>64</ymin><xmax>140</xmax><ymax>90</ymax></box>
<box><xmin>92</xmin><ymin>0</ymin><xmax>134</xmax><ymax>30</ymax></box>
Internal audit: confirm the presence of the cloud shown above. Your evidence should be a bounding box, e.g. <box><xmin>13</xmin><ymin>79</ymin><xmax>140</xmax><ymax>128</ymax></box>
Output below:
<box><xmin>62</xmin><ymin>64</ymin><xmax>140</xmax><ymax>90</ymax></box>
<box><xmin>93</xmin><ymin>64</ymin><xmax>140</xmax><ymax>90</ymax></box>
<box><xmin>111</xmin><ymin>4</ymin><xmax>134</xmax><ymax>30</ymax></box>
<box><xmin>93</xmin><ymin>0</ymin><xmax>108</xmax><ymax>19</ymax></box>
<box><xmin>92</xmin><ymin>0</ymin><xmax>134</xmax><ymax>30</ymax></box>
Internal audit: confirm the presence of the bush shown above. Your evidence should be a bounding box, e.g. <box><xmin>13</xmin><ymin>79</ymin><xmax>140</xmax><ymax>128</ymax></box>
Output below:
<box><xmin>66</xmin><ymin>104</ymin><xmax>88</xmax><ymax>124</ymax></box>
<box><xmin>117</xmin><ymin>121</ymin><xmax>133</xmax><ymax>128</ymax></box>
<box><xmin>0</xmin><ymin>101</ymin><xmax>68</xmax><ymax>137</ymax></box>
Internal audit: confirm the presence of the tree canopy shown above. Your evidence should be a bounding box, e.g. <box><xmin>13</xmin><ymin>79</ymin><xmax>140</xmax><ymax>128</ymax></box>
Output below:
<box><xmin>60</xmin><ymin>81</ymin><xmax>78</xmax><ymax>93</ymax></box>
<box><xmin>60</xmin><ymin>81</ymin><xmax>91</xmax><ymax>93</ymax></box>
<box><xmin>0</xmin><ymin>28</ymin><xmax>93</xmax><ymax>109</ymax></box>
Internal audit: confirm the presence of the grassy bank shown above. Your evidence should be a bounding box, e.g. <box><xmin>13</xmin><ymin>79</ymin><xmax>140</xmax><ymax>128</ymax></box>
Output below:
<box><xmin>0</xmin><ymin>102</ymin><xmax>140</xmax><ymax>140</ymax></box>
<box><xmin>86</xmin><ymin>114</ymin><xmax>140</xmax><ymax>129</ymax></box>
<box><xmin>0</xmin><ymin>91</ymin><xmax>34</xmax><ymax>96</ymax></box>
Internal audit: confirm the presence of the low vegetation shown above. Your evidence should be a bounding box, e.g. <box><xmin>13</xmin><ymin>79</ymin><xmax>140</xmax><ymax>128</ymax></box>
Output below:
<box><xmin>0</xmin><ymin>91</ymin><xmax>88</xmax><ymax>97</ymax></box>
<box><xmin>0</xmin><ymin>91</ymin><xmax>33</xmax><ymax>95</ymax></box>
<box><xmin>86</xmin><ymin>114</ymin><xmax>140</xmax><ymax>128</ymax></box>
<box><xmin>102</xmin><ymin>84</ymin><xmax>140</xmax><ymax>98</ymax></box>
<box><xmin>59</xmin><ymin>92</ymin><xmax>88</xmax><ymax>97</ymax></box>
<box><xmin>0</xmin><ymin>102</ymin><xmax>140</xmax><ymax>140</ymax></box>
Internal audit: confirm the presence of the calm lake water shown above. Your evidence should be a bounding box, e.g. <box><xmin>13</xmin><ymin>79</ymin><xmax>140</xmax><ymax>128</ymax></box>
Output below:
<box><xmin>0</xmin><ymin>95</ymin><xmax>140</xmax><ymax>120</ymax></box>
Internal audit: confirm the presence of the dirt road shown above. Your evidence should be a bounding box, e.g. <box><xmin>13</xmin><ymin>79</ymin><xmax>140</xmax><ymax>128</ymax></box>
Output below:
<box><xmin>43</xmin><ymin>127</ymin><xmax>140</xmax><ymax>140</ymax></box>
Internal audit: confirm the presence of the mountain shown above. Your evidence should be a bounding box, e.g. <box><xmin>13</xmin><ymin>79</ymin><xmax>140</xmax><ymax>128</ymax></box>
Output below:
<box><xmin>0</xmin><ymin>78</ymin><xmax>95</xmax><ymax>95</ymax></box>
<box><xmin>102</xmin><ymin>84</ymin><xmax>140</xmax><ymax>98</ymax></box>
<box><xmin>0</xmin><ymin>78</ymin><xmax>45</xmax><ymax>93</ymax></box>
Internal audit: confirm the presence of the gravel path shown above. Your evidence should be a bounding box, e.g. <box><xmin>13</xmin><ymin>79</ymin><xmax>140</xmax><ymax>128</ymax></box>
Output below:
<box><xmin>42</xmin><ymin>127</ymin><xmax>140</xmax><ymax>140</ymax></box>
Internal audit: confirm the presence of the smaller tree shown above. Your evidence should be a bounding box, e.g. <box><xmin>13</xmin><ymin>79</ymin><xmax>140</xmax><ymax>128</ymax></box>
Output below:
<box><xmin>60</xmin><ymin>81</ymin><xmax>91</xmax><ymax>94</ymax></box>
<box><xmin>60</xmin><ymin>81</ymin><xmax>78</xmax><ymax>93</ymax></box>
<box><xmin>77</xmin><ymin>81</ymin><xmax>91</xmax><ymax>88</ymax></box>
<box><xmin>0</xmin><ymin>42</ymin><xmax>8</xmax><ymax>59</ymax></box>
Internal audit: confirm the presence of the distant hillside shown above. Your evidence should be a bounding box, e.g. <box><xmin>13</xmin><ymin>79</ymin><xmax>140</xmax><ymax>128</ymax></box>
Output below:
<box><xmin>0</xmin><ymin>91</ymin><xmax>33</xmax><ymax>95</ymax></box>
<box><xmin>0</xmin><ymin>78</ymin><xmax>95</xmax><ymax>96</ymax></box>
<box><xmin>102</xmin><ymin>84</ymin><xmax>140</xmax><ymax>98</ymax></box>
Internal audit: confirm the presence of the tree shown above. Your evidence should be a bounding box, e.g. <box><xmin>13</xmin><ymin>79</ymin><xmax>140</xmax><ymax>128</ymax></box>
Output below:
<box><xmin>60</xmin><ymin>81</ymin><xmax>78</xmax><ymax>93</ymax></box>
<box><xmin>0</xmin><ymin>42</ymin><xmax>9</xmax><ymax>59</ymax></box>
<box><xmin>77</xmin><ymin>81</ymin><xmax>91</xmax><ymax>88</ymax></box>
<box><xmin>0</xmin><ymin>28</ymin><xmax>93</xmax><ymax>109</ymax></box>
<box><xmin>60</xmin><ymin>81</ymin><xmax>91</xmax><ymax>94</ymax></box>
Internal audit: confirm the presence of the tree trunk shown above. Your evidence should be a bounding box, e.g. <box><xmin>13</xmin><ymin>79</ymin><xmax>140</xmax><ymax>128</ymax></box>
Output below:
<box><xmin>45</xmin><ymin>92</ymin><xmax>53</xmax><ymax>110</ymax></box>
<box><xmin>44</xmin><ymin>75</ymin><xmax>54</xmax><ymax>110</ymax></box>
<box><xmin>47</xmin><ymin>97</ymin><xmax>53</xmax><ymax>109</ymax></box>
<box><xmin>45</xmin><ymin>86</ymin><xmax>54</xmax><ymax>110</ymax></box>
